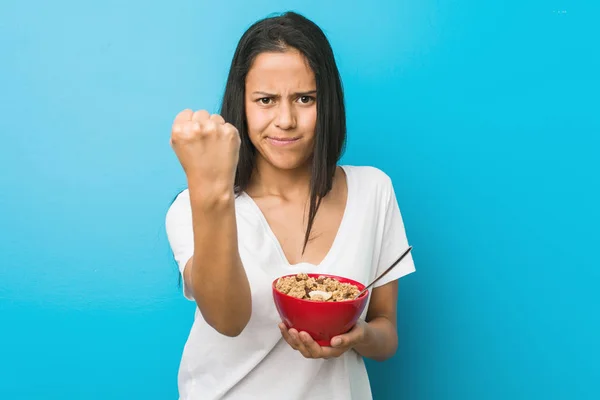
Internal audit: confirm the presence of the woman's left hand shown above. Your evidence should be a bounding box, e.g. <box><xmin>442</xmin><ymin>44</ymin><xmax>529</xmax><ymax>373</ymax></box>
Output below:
<box><xmin>278</xmin><ymin>320</ymin><xmax>367</xmax><ymax>359</ymax></box>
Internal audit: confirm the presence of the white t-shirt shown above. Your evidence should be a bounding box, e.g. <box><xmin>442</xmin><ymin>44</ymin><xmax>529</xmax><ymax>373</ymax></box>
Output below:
<box><xmin>166</xmin><ymin>165</ymin><xmax>416</xmax><ymax>400</ymax></box>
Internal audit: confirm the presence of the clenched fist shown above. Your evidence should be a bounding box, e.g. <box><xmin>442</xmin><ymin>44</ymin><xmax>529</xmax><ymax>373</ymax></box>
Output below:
<box><xmin>170</xmin><ymin>109</ymin><xmax>241</xmax><ymax>192</ymax></box>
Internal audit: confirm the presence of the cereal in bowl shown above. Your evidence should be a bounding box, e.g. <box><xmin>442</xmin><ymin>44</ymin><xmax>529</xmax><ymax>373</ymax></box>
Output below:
<box><xmin>275</xmin><ymin>273</ymin><xmax>360</xmax><ymax>302</ymax></box>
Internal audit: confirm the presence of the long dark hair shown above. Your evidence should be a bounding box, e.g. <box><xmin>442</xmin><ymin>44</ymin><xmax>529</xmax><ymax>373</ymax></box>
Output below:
<box><xmin>221</xmin><ymin>11</ymin><xmax>347</xmax><ymax>252</ymax></box>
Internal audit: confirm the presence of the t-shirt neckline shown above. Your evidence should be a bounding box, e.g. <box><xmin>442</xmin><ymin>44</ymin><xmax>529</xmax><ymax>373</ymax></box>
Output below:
<box><xmin>240</xmin><ymin>165</ymin><xmax>353</xmax><ymax>270</ymax></box>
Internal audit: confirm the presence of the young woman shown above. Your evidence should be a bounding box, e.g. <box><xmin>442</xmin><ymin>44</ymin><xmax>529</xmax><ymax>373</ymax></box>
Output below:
<box><xmin>166</xmin><ymin>11</ymin><xmax>415</xmax><ymax>400</ymax></box>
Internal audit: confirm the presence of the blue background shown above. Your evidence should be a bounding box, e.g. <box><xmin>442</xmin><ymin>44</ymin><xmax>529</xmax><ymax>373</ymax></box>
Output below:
<box><xmin>1</xmin><ymin>0</ymin><xmax>598</xmax><ymax>399</ymax></box>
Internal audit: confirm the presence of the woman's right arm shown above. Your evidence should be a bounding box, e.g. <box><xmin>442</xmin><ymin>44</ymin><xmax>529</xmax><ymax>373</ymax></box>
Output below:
<box><xmin>170</xmin><ymin>109</ymin><xmax>251</xmax><ymax>337</ymax></box>
<box><xmin>184</xmin><ymin>186</ymin><xmax>251</xmax><ymax>337</ymax></box>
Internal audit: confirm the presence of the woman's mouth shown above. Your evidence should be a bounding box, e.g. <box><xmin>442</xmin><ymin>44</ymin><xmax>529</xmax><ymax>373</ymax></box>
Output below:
<box><xmin>266</xmin><ymin>136</ymin><xmax>301</xmax><ymax>147</ymax></box>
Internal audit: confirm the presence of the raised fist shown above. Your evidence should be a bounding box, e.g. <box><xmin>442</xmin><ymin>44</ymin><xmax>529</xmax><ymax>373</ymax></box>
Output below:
<box><xmin>170</xmin><ymin>109</ymin><xmax>241</xmax><ymax>190</ymax></box>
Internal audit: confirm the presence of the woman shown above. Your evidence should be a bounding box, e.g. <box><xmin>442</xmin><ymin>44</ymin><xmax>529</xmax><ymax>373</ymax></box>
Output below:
<box><xmin>166</xmin><ymin>11</ymin><xmax>415</xmax><ymax>400</ymax></box>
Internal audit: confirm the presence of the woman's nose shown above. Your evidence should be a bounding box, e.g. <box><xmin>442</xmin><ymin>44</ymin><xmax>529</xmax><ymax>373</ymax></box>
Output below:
<box><xmin>274</xmin><ymin>102</ymin><xmax>296</xmax><ymax>130</ymax></box>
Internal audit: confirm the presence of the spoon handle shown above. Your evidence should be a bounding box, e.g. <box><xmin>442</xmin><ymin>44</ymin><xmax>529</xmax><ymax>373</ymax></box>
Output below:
<box><xmin>356</xmin><ymin>246</ymin><xmax>413</xmax><ymax>298</ymax></box>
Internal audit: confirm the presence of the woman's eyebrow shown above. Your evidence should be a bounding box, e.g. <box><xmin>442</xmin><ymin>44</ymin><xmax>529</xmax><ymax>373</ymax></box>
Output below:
<box><xmin>251</xmin><ymin>90</ymin><xmax>317</xmax><ymax>96</ymax></box>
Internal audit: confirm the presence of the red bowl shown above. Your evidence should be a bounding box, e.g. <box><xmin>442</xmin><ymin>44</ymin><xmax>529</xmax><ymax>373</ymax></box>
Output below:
<box><xmin>272</xmin><ymin>273</ymin><xmax>369</xmax><ymax>346</ymax></box>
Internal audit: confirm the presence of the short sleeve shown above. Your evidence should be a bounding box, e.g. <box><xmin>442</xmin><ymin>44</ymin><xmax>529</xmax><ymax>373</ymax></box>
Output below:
<box><xmin>165</xmin><ymin>189</ymin><xmax>195</xmax><ymax>300</ymax></box>
<box><xmin>373</xmin><ymin>177</ymin><xmax>416</xmax><ymax>288</ymax></box>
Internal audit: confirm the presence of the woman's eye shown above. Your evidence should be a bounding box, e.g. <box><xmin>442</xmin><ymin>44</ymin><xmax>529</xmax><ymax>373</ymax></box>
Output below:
<box><xmin>298</xmin><ymin>96</ymin><xmax>315</xmax><ymax>104</ymax></box>
<box><xmin>258</xmin><ymin>98</ymin><xmax>272</xmax><ymax>105</ymax></box>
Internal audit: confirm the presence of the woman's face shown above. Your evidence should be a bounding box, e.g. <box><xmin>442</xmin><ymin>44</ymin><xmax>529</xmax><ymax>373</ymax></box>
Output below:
<box><xmin>244</xmin><ymin>49</ymin><xmax>317</xmax><ymax>171</ymax></box>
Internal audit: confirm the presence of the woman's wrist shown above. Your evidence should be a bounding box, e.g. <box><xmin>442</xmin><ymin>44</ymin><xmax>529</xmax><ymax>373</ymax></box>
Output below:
<box><xmin>352</xmin><ymin>317</ymin><xmax>398</xmax><ymax>361</ymax></box>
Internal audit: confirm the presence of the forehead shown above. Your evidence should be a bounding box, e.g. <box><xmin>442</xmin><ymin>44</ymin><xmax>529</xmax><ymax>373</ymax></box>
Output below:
<box><xmin>246</xmin><ymin>50</ymin><xmax>316</xmax><ymax>90</ymax></box>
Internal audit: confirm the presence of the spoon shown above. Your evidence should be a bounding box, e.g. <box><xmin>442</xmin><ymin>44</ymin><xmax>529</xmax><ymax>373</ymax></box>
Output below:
<box><xmin>355</xmin><ymin>246</ymin><xmax>413</xmax><ymax>299</ymax></box>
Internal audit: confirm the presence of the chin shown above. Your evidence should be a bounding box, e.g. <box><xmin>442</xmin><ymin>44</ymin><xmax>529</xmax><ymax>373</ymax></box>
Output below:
<box><xmin>270</xmin><ymin>159</ymin><xmax>307</xmax><ymax>171</ymax></box>
<box><xmin>264</xmin><ymin>154</ymin><xmax>311</xmax><ymax>171</ymax></box>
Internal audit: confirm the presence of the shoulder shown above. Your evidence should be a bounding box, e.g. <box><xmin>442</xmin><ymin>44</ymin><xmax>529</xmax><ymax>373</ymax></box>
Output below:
<box><xmin>168</xmin><ymin>188</ymin><xmax>190</xmax><ymax>211</ymax></box>
<box><xmin>165</xmin><ymin>189</ymin><xmax>191</xmax><ymax>227</ymax></box>
<box><xmin>342</xmin><ymin>165</ymin><xmax>394</xmax><ymax>193</ymax></box>
<box><xmin>342</xmin><ymin>165</ymin><xmax>391</xmax><ymax>183</ymax></box>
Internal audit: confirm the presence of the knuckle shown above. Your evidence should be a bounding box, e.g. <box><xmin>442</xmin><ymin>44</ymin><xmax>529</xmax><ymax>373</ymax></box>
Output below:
<box><xmin>172</xmin><ymin>127</ymin><xmax>186</xmax><ymax>141</ymax></box>
<box><xmin>191</xmin><ymin>122</ymin><xmax>202</xmax><ymax>133</ymax></box>
<box><xmin>223</xmin><ymin>124</ymin><xmax>239</xmax><ymax>138</ymax></box>
<box><xmin>178</xmin><ymin>122</ymin><xmax>197</xmax><ymax>139</ymax></box>
<box><xmin>181</xmin><ymin>121</ymin><xmax>201</xmax><ymax>136</ymax></box>
<box><xmin>210</xmin><ymin>113</ymin><xmax>225</xmax><ymax>122</ymax></box>
<box><xmin>203</xmin><ymin>119</ymin><xmax>217</xmax><ymax>130</ymax></box>
<box><xmin>172</xmin><ymin>124</ymin><xmax>183</xmax><ymax>135</ymax></box>
<box><xmin>176</xmin><ymin>109</ymin><xmax>193</xmax><ymax>119</ymax></box>
<box><xmin>224</xmin><ymin>122</ymin><xmax>237</xmax><ymax>132</ymax></box>
<box><xmin>192</xmin><ymin>110</ymin><xmax>209</xmax><ymax>124</ymax></box>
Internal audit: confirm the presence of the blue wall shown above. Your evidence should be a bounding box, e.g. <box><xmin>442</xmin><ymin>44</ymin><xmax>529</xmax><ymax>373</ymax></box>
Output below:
<box><xmin>1</xmin><ymin>0</ymin><xmax>598</xmax><ymax>399</ymax></box>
